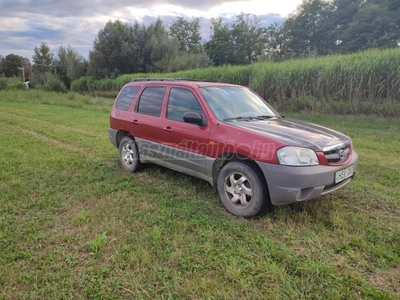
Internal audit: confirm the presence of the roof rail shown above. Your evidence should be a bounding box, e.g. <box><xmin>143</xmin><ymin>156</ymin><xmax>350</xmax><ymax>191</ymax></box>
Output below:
<box><xmin>176</xmin><ymin>78</ymin><xmax>207</xmax><ymax>82</ymax></box>
<box><xmin>131</xmin><ymin>78</ymin><xmax>211</xmax><ymax>82</ymax></box>
<box><xmin>132</xmin><ymin>78</ymin><xmax>178</xmax><ymax>82</ymax></box>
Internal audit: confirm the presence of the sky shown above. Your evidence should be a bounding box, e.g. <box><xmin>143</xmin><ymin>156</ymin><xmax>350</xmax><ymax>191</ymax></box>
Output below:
<box><xmin>0</xmin><ymin>0</ymin><xmax>303</xmax><ymax>61</ymax></box>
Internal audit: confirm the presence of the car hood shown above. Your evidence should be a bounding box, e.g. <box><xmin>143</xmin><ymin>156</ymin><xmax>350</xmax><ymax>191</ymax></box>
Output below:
<box><xmin>226</xmin><ymin>117</ymin><xmax>350</xmax><ymax>151</ymax></box>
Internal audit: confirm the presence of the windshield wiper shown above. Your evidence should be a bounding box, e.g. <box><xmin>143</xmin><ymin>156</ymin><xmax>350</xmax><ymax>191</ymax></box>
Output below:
<box><xmin>223</xmin><ymin>115</ymin><xmax>276</xmax><ymax>121</ymax></box>
<box><xmin>254</xmin><ymin>115</ymin><xmax>275</xmax><ymax>120</ymax></box>
<box><xmin>223</xmin><ymin>116</ymin><xmax>256</xmax><ymax>121</ymax></box>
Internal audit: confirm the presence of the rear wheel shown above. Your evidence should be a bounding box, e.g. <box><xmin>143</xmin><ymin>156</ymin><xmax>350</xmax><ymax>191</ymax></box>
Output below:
<box><xmin>119</xmin><ymin>136</ymin><xmax>142</xmax><ymax>172</ymax></box>
<box><xmin>217</xmin><ymin>161</ymin><xmax>270</xmax><ymax>217</ymax></box>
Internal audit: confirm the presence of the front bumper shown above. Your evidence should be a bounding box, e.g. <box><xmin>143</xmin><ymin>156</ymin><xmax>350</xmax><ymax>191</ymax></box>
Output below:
<box><xmin>256</xmin><ymin>151</ymin><xmax>358</xmax><ymax>205</ymax></box>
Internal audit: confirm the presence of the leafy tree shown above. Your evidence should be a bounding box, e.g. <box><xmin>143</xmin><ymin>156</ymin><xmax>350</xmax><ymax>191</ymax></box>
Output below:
<box><xmin>130</xmin><ymin>21</ymin><xmax>147</xmax><ymax>73</ymax></box>
<box><xmin>143</xmin><ymin>19</ymin><xmax>179</xmax><ymax>72</ymax></box>
<box><xmin>331</xmin><ymin>0</ymin><xmax>363</xmax><ymax>49</ymax></box>
<box><xmin>4</xmin><ymin>54</ymin><xmax>25</xmax><ymax>78</ymax></box>
<box><xmin>231</xmin><ymin>13</ymin><xmax>267</xmax><ymax>64</ymax></box>
<box><xmin>341</xmin><ymin>0</ymin><xmax>400</xmax><ymax>52</ymax></box>
<box><xmin>88</xmin><ymin>19</ymin><xmax>182</xmax><ymax>77</ymax></box>
<box><xmin>262</xmin><ymin>22</ymin><xmax>288</xmax><ymax>61</ymax></box>
<box><xmin>162</xmin><ymin>17</ymin><xmax>213</xmax><ymax>72</ymax></box>
<box><xmin>206</xmin><ymin>17</ymin><xmax>234</xmax><ymax>66</ymax></box>
<box><xmin>0</xmin><ymin>55</ymin><xmax>4</xmax><ymax>75</ymax></box>
<box><xmin>33</xmin><ymin>42</ymin><xmax>53</xmax><ymax>73</ymax></box>
<box><xmin>283</xmin><ymin>0</ymin><xmax>336</xmax><ymax>56</ymax></box>
<box><xmin>279</xmin><ymin>0</ymin><xmax>400</xmax><ymax>56</ymax></box>
<box><xmin>88</xmin><ymin>20</ymin><xmax>134</xmax><ymax>78</ymax></box>
<box><xmin>54</xmin><ymin>45</ymin><xmax>87</xmax><ymax>88</ymax></box>
<box><xmin>206</xmin><ymin>14</ymin><xmax>268</xmax><ymax>65</ymax></box>
<box><xmin>386</xmin><ymin>0</ymin><xmax>400</xmax><ymax>43</ymax></box>
<box><xmin>170</xmin><ymin>17</ymin><xmax>202</xmax><ymax>53</ymax></box>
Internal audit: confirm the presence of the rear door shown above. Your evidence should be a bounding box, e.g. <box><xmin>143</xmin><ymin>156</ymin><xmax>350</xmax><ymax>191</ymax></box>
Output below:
<box><xmin>159</xmin><ymin>87</ymin><xmax>211</xmax><ymax>178</ymax></box>
<box><xmin>130</xmin><ymin>85</ymin><xmax>166</xmax><ymax>164</ymax></box>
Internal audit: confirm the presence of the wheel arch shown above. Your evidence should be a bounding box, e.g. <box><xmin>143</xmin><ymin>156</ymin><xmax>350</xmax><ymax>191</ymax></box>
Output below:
<box><xmin>211</xmin><ymin>153</ymin><xmax>269</xmax><ymax>192</ymax></box>
<box><xmin>116</xmin><ymin>130</ymin><xmax>133</xmax><ymax>147</ymax></box>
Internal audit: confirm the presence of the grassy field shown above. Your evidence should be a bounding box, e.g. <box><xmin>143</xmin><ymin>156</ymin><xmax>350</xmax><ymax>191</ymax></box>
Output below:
<box><xmin>1</xmin><ymin>90</ymin><xmax>399</xmax><ymax>299</ymax></box>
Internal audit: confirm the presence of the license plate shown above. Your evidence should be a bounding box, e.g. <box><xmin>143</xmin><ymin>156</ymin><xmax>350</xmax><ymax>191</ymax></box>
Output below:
<box><xmin>335</xmin><ymin>166</ymin><xmax>354</xmax><ymax>184</ymax></box>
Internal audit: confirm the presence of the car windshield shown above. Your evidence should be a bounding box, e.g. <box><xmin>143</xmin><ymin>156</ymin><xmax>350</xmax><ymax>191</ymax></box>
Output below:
<box><xmin>199</xmin><ymin>86</ymin><xmax>278</xmax><ymax>121</ymax></box>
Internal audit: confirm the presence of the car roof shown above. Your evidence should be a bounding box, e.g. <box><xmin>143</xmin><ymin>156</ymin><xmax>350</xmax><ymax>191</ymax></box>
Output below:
<box><xmin>124</xmin><ymin>78</ymin><xmax>241</xmax><ymax>88</ymax></box>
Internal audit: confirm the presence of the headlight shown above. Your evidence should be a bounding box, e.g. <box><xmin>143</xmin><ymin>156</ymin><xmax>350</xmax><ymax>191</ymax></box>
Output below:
<box><xmin>277</xmin><ymin>146</ymin><xmax>319</xmax><ymax>166</ymax></box>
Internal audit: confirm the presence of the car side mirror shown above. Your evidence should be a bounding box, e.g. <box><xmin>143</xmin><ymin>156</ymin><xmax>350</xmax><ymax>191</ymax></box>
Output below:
<box><xmin>183</xmin><ymin>112</ymin><xmax>207</xmax><ymax>126</ymax></box>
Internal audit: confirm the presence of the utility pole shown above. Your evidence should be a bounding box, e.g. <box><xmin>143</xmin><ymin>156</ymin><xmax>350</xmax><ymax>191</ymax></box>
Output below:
<box><xmin>17</xmin><ymin>65</ymin><xmax>25</xmax><ymax>82</ymax></box>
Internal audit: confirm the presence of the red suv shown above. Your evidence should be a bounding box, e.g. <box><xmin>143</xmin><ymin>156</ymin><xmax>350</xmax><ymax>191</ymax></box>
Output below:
<box><xmin>109</xmin><ymin>79</ymin><xmax>358</xmax><ymax>217</ymax></box>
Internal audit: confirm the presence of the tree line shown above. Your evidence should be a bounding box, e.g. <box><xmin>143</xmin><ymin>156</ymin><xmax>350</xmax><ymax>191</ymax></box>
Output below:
<box><xmin>0</xmin><ymin>0</ymin><xmax>399</xmax><ymax>90</ymax></box>
<box><xmin>274</xmin><ymin>0</ymin><xmax>400</xmax><ymax>58</ymax></box>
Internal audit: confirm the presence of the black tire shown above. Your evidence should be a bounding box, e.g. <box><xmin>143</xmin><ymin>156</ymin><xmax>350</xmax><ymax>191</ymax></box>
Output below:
<box><xmin>118</xmin><ymin>136</ymin><xmax>142</xmax><ymax>173</ymax></box>
<box><xmin>217</xmin><ymin>161</ymin><xmax>270</xmax><ymax>217</ymax></box>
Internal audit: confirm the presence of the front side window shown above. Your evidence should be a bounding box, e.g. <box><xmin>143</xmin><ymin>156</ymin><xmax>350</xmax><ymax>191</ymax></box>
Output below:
<box><xmin>199</xmin><ymin>86</ymin><xmax>278</xmax><ymax>121</ymax></box>
<box><xmin>137</xmin><ymin>87</ymin><xmax>166</xmax><ymax>117</ymax></box>
<box><xmin>115</xmin><ymin>86</ymin><xmax>140</xmax><ymax>111</ymax></box>
<box><xmin>167</xmin><ymin>88</ymin><xmax>204</xmax><ymax>122</ymax></box>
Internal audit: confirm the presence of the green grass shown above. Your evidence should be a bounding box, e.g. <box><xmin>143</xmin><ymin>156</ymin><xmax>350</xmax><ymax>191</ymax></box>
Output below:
<box><xmin>1</xmin><ymin>90</ymin><xmax>399</xmax><ymax>299</ymax></box>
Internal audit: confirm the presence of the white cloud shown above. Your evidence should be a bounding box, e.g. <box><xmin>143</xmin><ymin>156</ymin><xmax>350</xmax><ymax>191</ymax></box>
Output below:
<box><xmin>0</xmin><ymin>18</ymin><xmax>29</xmax><ymax>32</ymax></box>
<box><xmin>214</xmin><ymin>0</ymin><xmax>301</xmax><ymax>17</ymax></box>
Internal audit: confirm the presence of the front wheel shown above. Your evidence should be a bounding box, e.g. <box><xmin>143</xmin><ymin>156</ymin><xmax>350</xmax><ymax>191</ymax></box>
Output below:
<box><xmin>217</xmin><ymin>161</ymin><xmax>270</xmax><ymax>217</ymax></box>
<box><xmin>119</xmin><ymin>136</ymin><xmax>142</xmax><ymax>173</ymax></box>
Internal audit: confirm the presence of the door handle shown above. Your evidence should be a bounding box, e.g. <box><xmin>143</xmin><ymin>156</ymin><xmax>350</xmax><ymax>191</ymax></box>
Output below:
<box><xmin>132</xmin><ymin>120</ymin><xmax>139</xmax><ymax>125</ymax></box>
<box><xmin>163</xmin><ymin>126</ymin><xmax>173</xmax><ymax>132</ymax></box>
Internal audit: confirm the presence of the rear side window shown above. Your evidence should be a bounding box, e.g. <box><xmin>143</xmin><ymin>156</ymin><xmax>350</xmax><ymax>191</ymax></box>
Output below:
<box><xmin>115</xmin><ymin>86</ymin><xmax>140</xmax><ymax>111</ymax></box>
<box><xmin>137</xmin><ymin>87</ymin><xmax>166</xmax><ymax>117</ymax></box>
<box><xmin>167</xmin><ymin>88</ymin><xmax>204</xmax><ymax>122</ymax></box>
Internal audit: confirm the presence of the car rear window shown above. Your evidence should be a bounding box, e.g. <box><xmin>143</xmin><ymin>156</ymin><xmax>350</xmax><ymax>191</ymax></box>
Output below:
<box><xmin>137</xmin><ymin>87</ymin><xmax>166</xmax><ymax>117</ymax></box>
<box><xmin>115</xmin><ymin>86</ymin><xmax>141</xmax><ymax>111</ymax></box>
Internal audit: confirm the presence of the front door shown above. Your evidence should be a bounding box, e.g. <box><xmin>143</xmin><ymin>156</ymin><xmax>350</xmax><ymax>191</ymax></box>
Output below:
<box><xmin>159</xmin><ymin>87</ymin><xmax>211</xmax><ymax>178</ymax></box>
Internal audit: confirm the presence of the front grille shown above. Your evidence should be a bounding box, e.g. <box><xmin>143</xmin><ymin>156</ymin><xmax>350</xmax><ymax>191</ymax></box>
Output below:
<box><xmin>323</xmin><ymin>141</ymin><xmax>351</xmax><ymax>163</ymax></box>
